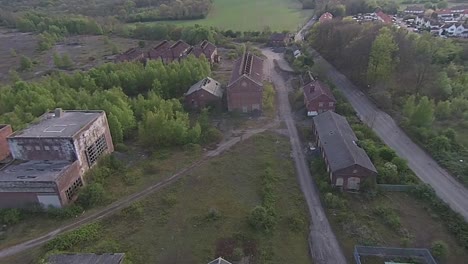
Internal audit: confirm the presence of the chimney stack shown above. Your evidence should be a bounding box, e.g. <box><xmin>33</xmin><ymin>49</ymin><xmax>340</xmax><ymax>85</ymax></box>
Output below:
<box><xmin>54</xmin><ymin>108</ymin><xmax>63</xmax><ymax>118</ymax></box>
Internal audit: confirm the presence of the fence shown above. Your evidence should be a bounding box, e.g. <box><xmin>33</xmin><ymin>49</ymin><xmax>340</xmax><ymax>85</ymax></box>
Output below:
<box><xmin>354</xmin><ymin>245</ymin><xmax>437</xmax><ymax>264</ymax></box>
<box><xmin>377</xmin><ymin>184</ymin><xmax>415</xmax><ymax>192</ymax></box>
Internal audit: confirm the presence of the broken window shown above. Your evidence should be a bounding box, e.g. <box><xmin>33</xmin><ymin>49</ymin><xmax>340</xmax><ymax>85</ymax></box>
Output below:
<box><xmin>85</xmin><ymin>135</ymin><xmax>108</xmax><ymax>166</ymax></box>
<box><xmin>65</xmin><ymin>177</ymin><xmax>83</xmax><ymax>201</ymax></box>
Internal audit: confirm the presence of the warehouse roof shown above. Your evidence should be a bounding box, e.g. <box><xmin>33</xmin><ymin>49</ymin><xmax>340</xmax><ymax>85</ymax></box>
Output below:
<box><xmin>186</xmin><ymin>77</ymin><xmax>223</xmax><ymax>98</ymax></box>
<box><xmin>9</xmin><ymin>110</ymin><xmax>103</xmax><ymax>138</ymax></box>
<box><xmin>0</xmin><ymin>160</ymin><xmax>76</xmax><ymax>183</ymax></box>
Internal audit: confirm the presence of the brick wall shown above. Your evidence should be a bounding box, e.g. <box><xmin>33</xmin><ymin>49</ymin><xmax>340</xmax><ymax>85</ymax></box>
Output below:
<box><xmin>0</xmin><ymin>125</ymin><xmax>13</xmax><ymax>161</ymax></box>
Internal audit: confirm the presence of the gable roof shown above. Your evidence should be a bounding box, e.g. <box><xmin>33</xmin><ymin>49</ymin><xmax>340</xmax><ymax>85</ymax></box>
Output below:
<box><xmin>48</xmin><ymin>253</ymin><xmax>125</xmax><ymax>264</ymax></box>
<box><xmin>319</xmin><ymin>12</ymin><xmax>333</xmax><ymax>22</ymax></box>
<box><xmin>189</xmin><ymin>40</ymin><xmax>217</xmax><ymax>58</ymax></box>
<box><xmin>303</xmin><ymin>80</ymin><xmax>336</xmax><ymax>103</ymax></box>
<box><xmin>228</xmin><ymin>52</ymin><xmax>264</xmax><ymax>87</ymax></box>
<box><xmin>116</xmin><ymin>48</ymin><xmax>144</xmax><ymax>62</ymax></box>
<box><xmin>313</xmin><ymin>111</ymin><xmax>377</xmax><ymax>173</ymax></box>
<box><xmin>405</xmin><ymin>5</ymin><xmax>425</xmax><ymax>12</ymax></box>
<box><xmin>207</xmin><ymin>257</ymin><xmax>232</xmax><ymax>264</ymax></box>
<box><xmin>376</xmin><ymin>11</ymin><xmax>392</xmax><ymax>24</ymax></box>
<box><xmin>185</xmin><ymin>77</ymin><xmax>223</xmax><ymax>98</ymax></box>
<box><xmin>170</xmin><ymin>40</ymin><xmax>191</xmax><ymax>57</ymax></box>
<box><xmin>148</xmin><ymin>40</ymin><xmax>171</xmax><ymax>59</ymax></box>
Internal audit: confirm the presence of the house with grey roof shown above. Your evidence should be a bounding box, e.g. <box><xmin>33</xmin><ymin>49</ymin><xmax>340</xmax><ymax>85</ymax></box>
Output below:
<box><xmin>207</xmin><ymin>257</ymin><xmax>233</xmax><ymax>264</ymax></box>
<box><xmin>184</xmin><ymin>77</ymin><xmax>223</xmax><ymax>110</ymax></box>
<box><xmin>313</xmin><ymin>111</ymin><xmax>377</xmax><ymax>190</ymax></box>
<box><xmin>48</xmin><ymin>253</ymin><xmax>125</xmax><ymax>264</ymax></box>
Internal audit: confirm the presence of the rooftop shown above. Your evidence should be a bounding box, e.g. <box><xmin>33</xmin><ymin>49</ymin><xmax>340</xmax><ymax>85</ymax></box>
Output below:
<box><xmin>207</xmin><ymin>257</ymin><xmax>233</xmax><ymax>264</ymax></box>
<box><xmin>0</xmin><ymin>160</ymin><xmax>76</xmax><ymax>183</ymax></box>
<box><xmin>9</xmin><ymin>110</ymin><xmax>103</xmax><ymax>138</ymax></box>
<box><xmin>229</xmin><ymin>52</ymin><xmax>264</xmax><ymax>86</ymax></box>
<box><xmin>185</xmin><ymin>77</ymin><xmax>223</xmax><ymax>98</ymax></box>
<box><xmin>313</xmin><ymin>111</ymin><xmax>377</xmax><ymax>173</ymax></box>
<box><xmin>48</xmin><ymin>253</ymin><xmax>125</xmax><ymax>264</ymax></box>
<box><xmin>303</xmin><ymin>80</ymin><xmax>336</xmax><ymax>102</ymax></box>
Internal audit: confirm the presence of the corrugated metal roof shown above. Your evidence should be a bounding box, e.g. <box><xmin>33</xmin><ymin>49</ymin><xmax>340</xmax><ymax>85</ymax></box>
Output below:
<box><xmin>48</xmin><ymin>253</ymin><xmax>125</xmax><ymax>264</ymax></box>
<box><xmin>185</xmin><ymin>77</ymin><xmax>223</xmax><ymax>98</ymax></box>
<box><xmin>313</xmin><ymin>111</ymin><xmax>377</xmax><ymax>173</ymax></box>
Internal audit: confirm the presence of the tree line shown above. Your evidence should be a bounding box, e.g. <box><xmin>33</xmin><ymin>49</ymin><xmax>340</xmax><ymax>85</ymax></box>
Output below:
<box><xmin>0</xmin><ymin>56</ymin><xmax>212</xmax><ymax>148</ymax></box>
<box><xmin>308</xmin><ymin>20</ymin><xmax>468</xmax><ymax>184</ymax></box>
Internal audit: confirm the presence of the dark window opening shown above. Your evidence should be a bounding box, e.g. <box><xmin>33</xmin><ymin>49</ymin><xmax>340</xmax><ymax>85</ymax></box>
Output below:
<box><xmin>85</xmin><ymin>135</ymin><xmax>108</xmax><ymax>166</ymax></box>
<box><xmin>65</xmin><ymin>177</ymin><xmax>83</xmax><ymax>201</ymax></box>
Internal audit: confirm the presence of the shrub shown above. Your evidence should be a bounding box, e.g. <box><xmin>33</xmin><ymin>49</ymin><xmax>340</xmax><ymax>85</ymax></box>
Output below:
<box><xmin>19</xmin><ymin>55</ymin><xmax>32</xmax><ymax>71</ymax></box>
<box><xmin>47</xmin><ymin>205</ymin><xmax>84</xmax><ymax>219</ymax></box>
<box><xmin>0</xmin><ymin>208</ymin><xmax>22</xmax><ymax>225</ymax></box>
<box><xmin>206</xmin><ymin>207</ymin><xmax>221</xmax><ymax>221</ymax></box>
<box><xmin>76</xmin><ymin>182</ymin><xmax>106</xmax><ymax>209</ymax></box>
<box><xmin>46</xmin><ymin>223</ymin><xmax>101</xmax><ymax>251</ymax></box>
<box><xmin>323</xmin><ymin>193</ymin><xmax>346</xmax><ymax>209</ymax></box>
<box><xmin>373</xmin><ymin>205</ymin><xmax>401</xmax><ymax>229</ymax></box>
<box><xmin>431</xmin><ymin>240</ymin><xmax>448</xmax><ymax>258</ymax></box>
<box><xmin>249</xmin><ymin>206</ymin><xmax>277</xmax><ymax>233</ymax></box>
<box><xmin>379</xmin><ymin>147</ymin><xmax>397</xmax><ymax>162</ymax></box>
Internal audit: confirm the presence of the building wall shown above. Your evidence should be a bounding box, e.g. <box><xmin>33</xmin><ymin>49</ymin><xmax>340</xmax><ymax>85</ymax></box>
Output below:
<box><xmin>8</xmin><ymin>137</ymin><xmax>76</xmax><ymax>161</ymax></box>
<box><xmin>185</xmin><ymin>89</ymin><xmax>221</xmax><ymax>110</ymax></box>
<box><xmin>333</xmin><ymin>165</ymin><xmax>377</xmax><ymax>190</ymax></box>
<box><xmin>0</xmin><ymin>192</ymin><xmax>39</xmax><ymax>208</ymax></box>
<box><xmin>73</xmin><ymin>113</ymin><xmax>114</xmax><ymax>177</ymax></box>
<box><xmin>306</xmin><ymin>95</ymin><xmax>336</xmax><ymax>116</ymax></box>
<box><xmin>0</xmin><ymin>125</ymin><xmax>13</xmax><ymax>161</ymax></box>
<box><xmin>55</xmin><ymin>161</ymin><xmax>82</xmax><ymax>205</ymax></box>
<box><xmin>227</xmin><ymin>77</ymin><xmax>263</xmax><ymax>112</ymax></box>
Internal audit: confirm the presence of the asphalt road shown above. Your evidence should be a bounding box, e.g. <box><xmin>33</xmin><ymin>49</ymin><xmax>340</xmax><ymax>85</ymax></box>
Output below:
<box><xmin>312</xmin><ymin>50</ymin><xmax>468</xmax><ymax>221</ymax></box>
<box><xmin>263</xmin><ymin>49</ymin><xmax>347</xmax><ymax>264</ymax></box>
<box><xmin>0</xmin><ymin>124</ymin><xmax>273</xmax><ymax>260</ymax></box>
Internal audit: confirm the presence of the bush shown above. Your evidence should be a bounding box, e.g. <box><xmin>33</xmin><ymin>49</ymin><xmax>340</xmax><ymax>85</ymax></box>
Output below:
<box><xmin>249</xmin><ymin>206</ymin><xmax>276</xmax><ymax>233</ymax></box>
<box><xmin>323</xmin><ymin>193</ymin><xmax>346</xmax><ymax>209</ymax></box>
<box><xmin>379</xmin><ymin>147</ymin><xmax>397</xmax><ymax>162</ymax></box>
<box><xmin>0</xmin><ymin>208</ymin><xmax>22</xmax><ymax>225</ymax></box>
<box><xmin>373</xmin><ymin>205</ymin><xmax>401</xmax><ymax>229</ymax></box>
<box><xmin>46</xmin><ymin>223</ymin><xmax>101</xmax><ymax>251</ymax></box>
<box><xmin>47</xmin><ymin>205</ymin><xmax>84</xmax><ymax>219</ymax></box>
<box><xmin>19</xmin><ymin>55</ymin><xmax>32</xmax><ymax>71</ymax></box>
<box><xmin>76</xmin><ymin>182</ymin><xmax>106</xmax><ymax>209</ymax></box>
<box><xmin>431</xmin><ymin>240</ymin><xmax>448</xmax><ymax>258</ymax></box>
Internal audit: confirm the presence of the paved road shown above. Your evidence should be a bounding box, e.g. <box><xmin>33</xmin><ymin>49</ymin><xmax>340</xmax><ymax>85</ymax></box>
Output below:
<box><xmin>263</xmin><ymin>49</ymin><xmax>347</xmax><ymax>264</ymax></box>
<box><xmin>312</xmin><ymin>50</ymin><xmax>468</xmax><ymax>221</ymax></box>
<box><xmin>0</xmin><ymin>125</ymin><xmax>272</xmax><ymax>260</ymax></box>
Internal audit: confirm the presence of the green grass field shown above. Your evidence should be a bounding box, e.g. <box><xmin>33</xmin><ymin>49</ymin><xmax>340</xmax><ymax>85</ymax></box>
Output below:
<box><xmin>146</xmin><ymin>0</ymin><xmax>312</xmax><ymax>31</ymax></box>
<box><xmin>4</xmin><ymin>133</ymin><xmax>311</xmax><ymax>264</ymax></box>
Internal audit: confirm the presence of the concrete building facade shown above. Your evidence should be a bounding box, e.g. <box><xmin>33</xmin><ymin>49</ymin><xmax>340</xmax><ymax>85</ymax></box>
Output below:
<box><xmin>0</xmin><ymin>109</ymin><xmax>114</xmax><ymax>208</ymax></box>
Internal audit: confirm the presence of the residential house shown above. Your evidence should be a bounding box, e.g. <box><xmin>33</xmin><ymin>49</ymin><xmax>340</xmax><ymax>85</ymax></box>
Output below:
<box><xmin>0</xmin><ymin>125</ymin><xmax>13</xmax><ymax>161</ymax></box>
<box><xmin>404</xmin><ymin>5</ymin><xmax>425</xmax><ymax>15</ymax></box>
<box><xmin>227</xmin><ymin>52</ymin><xmax>264</xmax><ymax>113</ymax></box>
<box><xmin>269</xmin><ymin>33</ymin><xmax>290</xmax><ymax>47</ymax></box>
<box><xmin>48</xmin><ymin>253</ymin><xmax>125</xmax><ymax>264</ymax></box>
<box><xmin>184</xmin><ymin>77</ymin><xmax>223</xmax><ymax>110</ymax></box>
<box><xmin>1</xmin><ymin>109</ymin><xmax>114</xmax><ymax>208</ymax></box>
<box><xmin>302</xmin><ymin>72</ymin><xmax>336</xmax><ymax>116</ymax></box>
<box><xmin>451</xmin><ymin>5</ymin><xmax>468</xmax><ymax>14</ymax></box>
<box><xmin>440</xmin><ymin>23</ymin><xmax>466</xmax><ymax>36</ymax></box>
<box><xmin>115</xmin><ymin>48</ymin><xmax>145</xmax><ymax>63</ymax></box>
<box><xmin>147</xmin><ymin>40</ymin><xmax>191</xmax><ymax>63</ymax></box>
<box><xmin>207</xmin><ymin>257</ymin><xmax>232</xmax><ymax>264</ymax></box>
<box><xmin>375</xmin><ymin>11</ymin><xmax>392</xmax><ymax>24</ymax></box>
<box><xmin>188</xmin><ymin>40</ymin><xmax>219</xmax><ymax>63</ymax></box>
<box><xmin>319</xmin><ymin>12</ymin><xmax>333</xmax><ymax>22</ymax></box>
<box><xmin>313</xmin><ymin>111</ymin><xmax>377</xmax><ymax>190</ymax></box>
<box><xmin>437</xmin><ymin>9</ymin><xmax>456</xmax><ymax>22</ymax></box>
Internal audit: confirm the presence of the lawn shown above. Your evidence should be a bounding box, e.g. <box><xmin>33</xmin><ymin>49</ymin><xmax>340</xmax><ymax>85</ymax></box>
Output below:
<box><xmin>142</xmin><ymin>0</ymin><xmax>313</xmax><ymax>31</ymax></box>
<box><xmin>5</xmin><ymin>132</ymin><xmax>311</xmax><ymax>264</ymax></box>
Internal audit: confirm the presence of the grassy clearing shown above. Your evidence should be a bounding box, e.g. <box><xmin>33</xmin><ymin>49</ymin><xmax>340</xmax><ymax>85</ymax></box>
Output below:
<box><xmin>140</xmin><ymin>0</ymin><xmax>312</xmax><ymax>31</ymax></box>
<box><xmin>0</xmin><ymin>146</ymin><xmax>199</xmax><ymax>250</ymax></box>
<box><xmin>8</xmin><ymin>132</ymin><xmax>310</xmax><ymax>264</ymax></box>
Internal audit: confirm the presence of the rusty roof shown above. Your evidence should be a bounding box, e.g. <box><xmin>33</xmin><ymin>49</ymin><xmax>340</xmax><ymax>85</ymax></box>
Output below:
<box><xmin>303</xmin><ymin>80</ymin><xmax>336</xmax><ymax>103</ymax></box>
<box><xmin>0</xmin><ymin>160</ymin><xmax>76</xmax><ymax>183</ymax></box>
<box><xmin>228</xmin><ymin>52</ymin><xmax>264</xmax><ymax>86</ymax></box>
<box><xmin>148</xmin><ymin>40</ymin><xmax>171</xmax><ymax>59</ymax></box>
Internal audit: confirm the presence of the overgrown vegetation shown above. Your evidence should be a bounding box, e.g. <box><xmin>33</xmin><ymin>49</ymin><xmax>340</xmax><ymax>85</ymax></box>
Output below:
<box><xmin>309</xmin><ymin>20</ymin><xmax>468</xmax><ymax>185</ymax></box>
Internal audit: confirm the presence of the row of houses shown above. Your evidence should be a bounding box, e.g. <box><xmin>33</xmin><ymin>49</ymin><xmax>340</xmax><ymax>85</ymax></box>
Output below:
<box><xmin>300</xmin><ymin>72</ymin><xmax>377</xmax><ymax>190</ymax></box>
<box><xmin>414</xmin><ymin>16</ymin><xmax>468</xmax><ymax>37</ymax></box>
<box><xmin>405</xmin><ymin>5</ymin><xmax>468</xmax><ymax>18</ymax></box>
<box><xmin>116</xmin><ymin>40</ymin><xmax>220</xmax><ymax>64</ymax></box>
<box><xmin>352</xmin><ymin>11</ymin><xmax>394</xmax><ymax>24</ymax></box>
<box><xmin>0</xmin><ymin>109</ymin><xmax>114</xmax><ymax>208</ymax></box>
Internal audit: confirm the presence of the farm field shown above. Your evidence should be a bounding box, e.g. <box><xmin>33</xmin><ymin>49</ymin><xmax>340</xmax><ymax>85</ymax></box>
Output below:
<box><xmin>143</xmin><ymin>0</ymin><xmax>312</xmax><ymax>31</ymax></box>
<box><xmin>4</xmin><ymin>132</ymin><xmax>311</xmax><ymax>264</ymax></box>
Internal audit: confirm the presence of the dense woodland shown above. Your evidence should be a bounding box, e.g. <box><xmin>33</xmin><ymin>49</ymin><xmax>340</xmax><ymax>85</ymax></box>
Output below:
<box><xmin>308</xmin><ymin>20</ymin><xmax>468</xmax><ymax>184</ymax></box>
<box><xmin>0</xmin><ymin>0</ymin><xmax>213</xmax><ymax>22</ymax></box>
<box><xmin>0</xmin><ymin>56</ymin><xmax>214</xmax><ymax>148</ymax></box>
